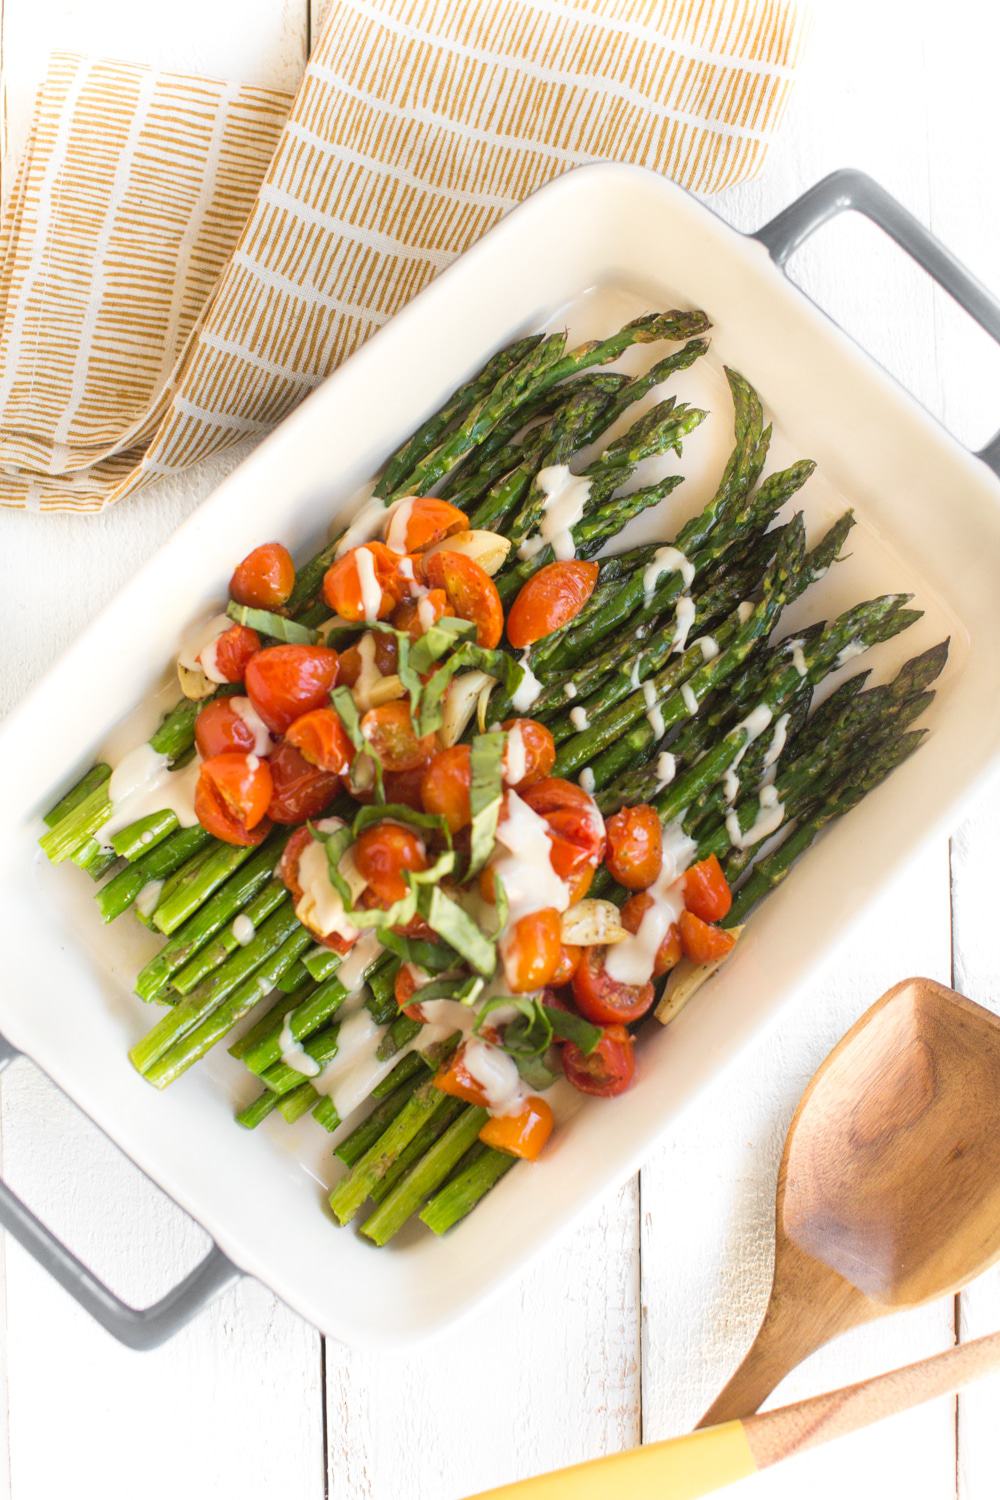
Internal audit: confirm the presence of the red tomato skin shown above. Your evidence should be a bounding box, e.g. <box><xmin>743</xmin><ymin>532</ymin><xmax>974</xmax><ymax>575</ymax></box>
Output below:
<box><xmin>394</xmin><ymin>962</ymin><xmax>428</xmax><ymax>1021</ymax></box>
<box><xmin>338</xmin><ymin>632</ymin><xmax>398</xmax><ymax>685</ymax></box>
<box><xmin>386</xmin><ymin>496</ymin><xmax>468</xmax><ymax>554</ymax></box>
<box><xmin>549</xmin><ymin>943</ymin><xmax>581</xmax><ymax>987</ymax></box>
<box><xmin>479</xmin><ymin>1097</ymin><xmax>554</xmax><ymax>1160</ymax></box>
<box><xmin>195</xmin><ymin>698</ymin><xmax>257</xmax><ymax>759</ymax></box>
<box><xmin>521</xmin><ymin>778</ymin><xmax>606</xmax><ymax>870</ymax></box>
<box><xmin>571</xmin><ymin>945</ymin><xmax>655</xmax><ymax>1025</ymax></box>
<box><xmin>683</xmin><ymin>854</ymin><xmax>733</xmax><ymax>923</ymax></box>
<box><xmin>423</xmin><ymin>550</ymin><xmax>503</xmax><ymax>648</ymax></box>
<box><xmin>285</xmin><ymin>707</ymin><xmax>353</xmax><ymax>774</ymax></box>
<box><xmin>212</xmin><ymin>625</ymin><xmax>261</xmax><ymax>683</ymax></box>
<box><xmin>354</xmin><ymin>822</ymin><xmax>427</xmax><ymax>905</ymax></box>
<box><xmin>620</xmin><ymin>892</ymin><xmax>682</xmax><ymax>978</ymax></box>
<box><xmin>277</xmin><ymin>825</ymin><xmax>313</xmax><ymax>901</ymax></box>
<box><xmin>678</xmin><ymin>909</ymin><xmax>737</xmax><ymax>964</ymax></box>
<box><xmin>434</xmin><ymin>1046</ymin><xmax>491</xmax><ymax>1107</ymax></box>
<box><xmin>266</xmin><ymin>740</ymin><xmax>341</xmax><ymax>824</ymax></box>
<box><xmin>391</xmin><ymin>588</ymin><xmax>448</xmax><ymax>640</ymax></box>
<box><xmin>605</xmin><ymin>804</ymin><xmax>664</xmax><ymax>890</ymax></box>
<box><xmin>500</xmin><ymin>718</ymin><xmax>556</xmax><ymax>788</ymax></box>
<box><xmin>244</xmin><ymin>644</ymin><xmax>340</xmax><ymax>734</ymax></box>
<box><xmin>562</xmin><ymin>1024</ymin><xmax>636</xmax><ymax>1097</ymax></box>
<box><xmin>195</xmin><ymin>753</ymin><xmax>273</xmax><ymax>845</ymax></box>
<box><xmin>230</xmin><ymin>542</ymin><xmax>295</xmax><ymax>609</ymax></box>
<box><xmin>420</xmin><ymin>745</ymin><xmax>472</xmax><ymax>832</ymax></box>
<box><xmin>502</xmin><ymin>908</ymin><xmax>563</xmax><ymax>993</ymax></box>
<box><xmin>322</xmin><ymin>542</ymin><xmax>401</xmax><ymax>622</ymax></box>
<box><xmin>360</xmin><ymin>701</ymin><xmax>438</xmax><ymax>773</ymax></box>
<box><xmin>381</xmin><ymin>765</ymin><xmax>426</xmax><ymax>809</ymax></box>
<box><xmin>506</xmin><ymin>561</ymin><xmax>599</xmax><ymax>649</ymax></box>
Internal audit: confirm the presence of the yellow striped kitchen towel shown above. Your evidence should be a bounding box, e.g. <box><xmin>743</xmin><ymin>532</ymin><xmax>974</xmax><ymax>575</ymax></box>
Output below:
<box><xmin>0</xmin><ymin>0</ymin><xmax>804</xmax><ymax>512</ymax></box>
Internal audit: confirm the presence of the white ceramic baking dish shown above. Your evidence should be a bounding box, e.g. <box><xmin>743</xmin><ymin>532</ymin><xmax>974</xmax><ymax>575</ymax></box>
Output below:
<box><xmin>1</xmin><ymin>165</ymin><xmax>999</xmax><ymax>1351</ymax></box>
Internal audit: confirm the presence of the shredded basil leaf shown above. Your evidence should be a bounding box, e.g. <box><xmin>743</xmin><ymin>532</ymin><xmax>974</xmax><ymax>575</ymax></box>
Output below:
<box><xmin>417</xmin><ymin>885</ymin><xmax>496</xmax><ymax>976</ymax></box>
<box><xmin>378</xmin><ymin>930</ymin><xmax>458</xmax><ymax>972</ymax></box>
<box><xmin>410</xmin><ymin>974</ymin><xmax>485</xmax><ymax>1008</ymax></box>
<box><xmin>312</xmin><ymin>821</ymin><xmax>454</xmax><ymax>932</ymax></box>
<box><xmin>541</xmin><ymin>1004</ymin><xmax>602</xmax><ymax>1055</ymax></box>
<box><xmin>417</xmin><ymin>645</ymin><xmax>525</xmax><ymax>737</ymax></box>
<box><xmin>474</xmin><ymin>996</ymin><xmax>559</xmax><ymax>1087</ymax></box>
<box><xmin>467</xmin><ymin>732</ymin><xmax>504</xmax><ymax>877</ymax></box>
<box><xmin>351</xmin><ymin>802</ymin><xmax>451</xmax><ymax>847</ymax></box>
<box><xmin>226</xmin><ymin>602</ymin><xmax>317</xmax><ymax>644</ymax></box>
<box><xmin>514</xmin><ymin>1053</ymin><xmax>559</xmax><ymax>1091</ymax></box>
<box><xmin>409</xmin><ymin>616</ymin><xmax>475</xmax><ymax>674</ymax></box>
<box><xmin>330</xmin><ymin>684</ymin><xmax>385</xmax><ymax>801</ymax></box>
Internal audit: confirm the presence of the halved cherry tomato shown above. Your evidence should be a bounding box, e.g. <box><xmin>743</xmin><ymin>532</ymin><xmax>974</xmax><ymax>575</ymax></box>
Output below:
<box><xmin>211</xmin><ymin>624</ymin><xmax>261</xmax><ymax>683</ymax></box>
<box><xmin>420</xmin><ymin>744</ymin><xmax>472</xmax><ymax>832</ymax></box>
<box><xmin>195</xmin><ymin>697</ymin><xmax>266</xmax><ymax>759</ymax></box>
<box><xmin>385</xmin><ymin>496</ymin><xmax>468</xmax><ymax>554</ymax></box>
<box><xmin>620</xmin><ymin>892</ymin><xmax>683</xmax><ymax>977</ymax></box>
<box><xmin>549</xmin><ymin>943</ymin><xmax>581</xmax><ymax>987</ymax></box>
<box><xmin>562</xmin><ymin>1024</ymin><xmax>636</xmax><ymax>1097</ymax></box>
<box><xmin>506</xmin><ymin>560</ymin><xmax>599</xmax><ymax>649</ymax></box>
<box><xmin>501</xmin><ymin>717</ymin><xmax>556</xmax><ymax>788</ymax></box>
<box><xmin>605</xmin><ymin>804</ymin><xmax>663</xmax><ymax>890</ymax></box>
<box><xmin>424</xmin><ymin>550</ymin><xmax>503</xmax><ymax>648</ymax></box>
<box><xmin>502</xmin><ymin>907</ymin><xmax>562</xmax><ymax>993</ymax></box>
<box><xmin>230</xmin><ymin>542</ymin><xmax>295</xmax><ymax>609</ymax></box>
<box><xmin>522</xmin><ymin>777</ymin><xmax>606</xmax><ymax>871</ymax></box>
<box><xmin>361</xmin><ymin>700</ymin><xmax>437</xmax><ymax>773</ymax></box>
<box><xmin>394</xmin><ymin>962</ymin><xmax>429</xmax><ymax>1021</ymax></box>
<box><xmin>277</xmin><ymin>825</ymin><xmax>313</xmax><ymax>902</ymax></box>
<box><xmin>322</xmin><ymin>542</ymin><xmax>401</xmax><ymax>622</ymax></box>
<box><xmin>684</xmin><ymin>854</ymin><xmax>733</xmax><ymax>923</ymax></box>
<box><xmin>434</xmin><ymin>1045</ymin><xmax>490</xmax><ymax>1107</ymax></box>
<box><xmin>381</xmin><ymin>765</ymin><xmax>426</xmax><ymax>810</ymax></box>
<box><xmin>571</xmin><ymin>945</ymin><xmax>655</xmax><ymax>1025</ymax></box>
<box><xmin>678</xmin><ymin>910</ymin><xmax>737</xmax><ymax>964</ymax></box>
<box><xmin>286</xmin><ymin>707</ymin><xmax>354</xmax><ymax>774</ymax></box>
<box><xmin>245</xmin><ymin>644</ymin><xmax>340</xmax><ymax>734</ymax></box>
<box><xmin>391</xmin><ymin>588</ymin><xmax>448</xmax><ymax>640</ymax></box>
<box><xmin>267</xmin><ymin>740</ymin><xmax>340</xmax><ymax>824</ymax></box>
<box><xmin>355</xmin><ymin>822</ymin><xmax>428</xmax><ymax>905</ymax></box>
<box><xmin>338</xmin><ymin>631</ymin><xmax>398</xmax><ymax>685</ymax></box>
<box><xmin>479</xmin><ymin>1096</ymin><xmax>554</xmax><ymax>1160</ymax></box>
<box><xmin>194</xmin><ymin>752</ymin><xmax>273</xmax><ymax>846</ymax></box>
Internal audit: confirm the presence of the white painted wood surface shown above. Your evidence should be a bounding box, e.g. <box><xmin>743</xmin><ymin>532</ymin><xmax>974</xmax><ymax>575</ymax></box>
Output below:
<box><xmin>1</xmin><ymin>2</ymin><xmax>999</xmax><ymax>1496</ymax></box>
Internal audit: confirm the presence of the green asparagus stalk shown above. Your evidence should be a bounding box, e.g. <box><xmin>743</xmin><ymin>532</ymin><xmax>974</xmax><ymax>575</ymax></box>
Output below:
<box><xmin>419</xmin><ymin>1145</ymin><xmax>516</xmax><ymax>1235</ymax></box>
<box><xmin>360</xmin><ymin>1105</ymin><xmax>488</xmax><ymax>1245</ymax></box>
<box><xmin>329</xmin><ymin>1076</ymin><xmax>455</xmax><ymax>1225</ymax></box>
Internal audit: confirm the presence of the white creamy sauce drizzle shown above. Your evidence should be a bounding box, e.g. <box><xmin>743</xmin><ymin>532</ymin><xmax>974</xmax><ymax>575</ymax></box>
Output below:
<box><xmin>737</xmin><ymin>601</ymin><xmax>754</xmax><ymax>625</ymax></box>
<box><xmin>232</xmin><ymin>913</ymin><xmax>256</xmax><ymax>946</ymax></box>
<box><xmin>671</xmin><ymin>595</ymin><xmax>697</xmax><ymax>655</ymax></box>
<box><xmin>417</xmin><ymin>595</ymin><xmax>438</xmax><ymax>631</ymax></box>
<box><xmin>563</xmin><ymin>681</ymin><xmax>577</xmax><ymax>700</ymax></box>
<box><xmin>681</xmin><ymin>683</ymin><xmax>699</xmax><ymax>715</ymax></box>
<box><xmin>312</xmin><ymin>1008</ymin><xmax>386</xmax><ymax>1116</ymax></box>
<box><xmin>492</xmin><ymin>790</ymin><xmax>571</xmax><ymax>924</ymax></box>
<box><xmin>642</xmin><ymin>545</ymin><xmax>695</xmax><ymax>600</ymax></box>
<box><xmin>511</xmin><ymin>652</ymin><xmax>542</xmax><ymax>712</ymax></box>
<box><xmin>279</xmin><ymin>1012</ymin><xmax>322</xmax><ymax>1078</ymax></box>
<box><xmin>333</xmin><ymin>488</ymin><xmax>383</xmax><ymax>556</ymax></box>
<box><xmin>786</xmin><ymin>638</ymin><xmax>808</xmax><ymax>677</ymax></box>
<box><xmin>461</xmin><ymin>1036</ymin><xmax>526</xmax><ymax>1116</ymax></box>
<box><xmin>694</xmin><ymin>635</ymin><xmax>719</xmax><ymax>662</ymax></box>
<box><xmin>579</xmin><ymin>767</ymin><xmax>596</xmax><ymax>793</ymax></box>
<box><xmin>517</xmin><ymin>465</ymin><xmax>592</xmax><ymax>562</ymax></box>
<box><xmin>606</xmin><ymin>819</ymin><xmax>696</xmax><ymax>985</ymax></box>
<box><xmin>836</xmin><ymin>639</ymin><xmax>865</xmax><ymax>669</ymax></box>
<box><xmin>95</xmin><ymin>744</ymin><xmax>202</xmax><ymax>846</ymax></box>
<box><xmin>569</xmin><ymin>705</ymin><xmax>590</xmax><ymax>732</ymax></box>
<box><xmin>655</xmin><ymin>750</ymin><xmax>676</xmax><ymax>788</ymax></box>
<box><xmin>504</xmin><ymin>723</ymin><xmax>528</xmax><ymax>785</ymax></box>
<box><xmin>726</xmin><ymin>783</ymin><xmax>785</xmax><ymax>851</ymax></box>
<box><xmin>294</xmin><ymin>834</ymin><xmax>360</xmax><ymax>944</ymax></box>
<box><xmin>722</xmin><ymin>768</ymin><xmax>741</xmax><ymax>804</ymax></box>
<box><xmin>178</xmin><ymin>613</ymin><xmax>232</xmax><ymax>684</ymax></box>
<box><xmin>135</xmin><ymin>880</ymin><xmax>163</xmax><ymax>918</ymax></box>
<box><xmin>354</xmin><ymin>546</ymin><xmax>383</xmax><ymax>625</ymax></box>
<box><xmin>762</xmin><ymin>712</ymin><xmax>790</xmax><ymax>769</ymax></box>
<box><xmin>729</xmin><ymin>703</ymin><xmax>773</xmax><ymax>772</ymax></box>
<box><xmin>338</xmin><ymin>929</ymin><xmax>382</xmax><ymax>993</ymax></box>
<box><xmin>384</xmin><ymin>496</ymin><xmax>416</xmax><ymax>554</ymax></box>
<box><xmin>642</xmin><ymin>681</ymin><xmax>665</xmax><ymax>740</ymax></box>
<box><xmin>231</xmin><ymin>697</ymin><xmax>274</xmax><ymax>755</ymax></box>
<box><xmin>351</xmin><ymin>631</ymin><xmax>384</xmax><ymax>712</ymax></box>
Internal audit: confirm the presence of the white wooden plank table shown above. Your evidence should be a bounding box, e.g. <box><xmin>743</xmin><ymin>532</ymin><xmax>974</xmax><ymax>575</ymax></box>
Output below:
<box><xmin>1</xmin><ymin>3</ymin><xmax>999</xmax><ymax>1496</ymax></box>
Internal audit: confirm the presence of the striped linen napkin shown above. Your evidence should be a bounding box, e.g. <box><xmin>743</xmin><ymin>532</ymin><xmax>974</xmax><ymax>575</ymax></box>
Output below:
<box><xmin>0</xmin><ymin>0</ymin><xmax>803</xmax><ymax>513</ymax></box>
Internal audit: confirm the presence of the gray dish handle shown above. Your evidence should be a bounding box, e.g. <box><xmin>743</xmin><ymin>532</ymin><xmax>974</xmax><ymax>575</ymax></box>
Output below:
<box><xmin>0</xmin><ymin>1035</ymin><xmax>240</xmax><ymax>1349</ymax></box>
<box><xmin>752</xmin><ymin>168</ymin><xmax>1000</xmax><ymax>478</ymax></box>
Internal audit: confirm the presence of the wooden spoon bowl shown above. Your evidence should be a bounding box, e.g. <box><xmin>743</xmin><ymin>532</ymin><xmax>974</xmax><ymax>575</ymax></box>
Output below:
<box><xmin>701</xmin><ymin>977</ymin><xmax>1000</xmax><ymax>1425</ymax></box>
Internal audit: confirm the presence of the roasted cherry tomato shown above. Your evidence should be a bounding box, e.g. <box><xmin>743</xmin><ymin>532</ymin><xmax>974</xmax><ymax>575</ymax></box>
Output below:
<box><xmin>571</xmin><ymin>945</ymin><xmax>655</xmax><ymax>1025</ymax></box>
<box><xmin>620</xmin><ymin>892</ymin><xmax>683</xmax><ymax>977</ymax></box>
<box><xmin>267</xmin><ymin>740</ymin><xmax>340</xmax><ymax>824</ymax></box>
<box><xmin>394</xmin><ymin>961</ymin><xmax>429</xmax><ymax>1021</ymax></box>
<box><xmin>420</xmin><ymin>744</ymin><xmax>472</xmax><ymax>832</ymax></box>
<box><xmin>285</xmin><ymin>707</ymin><xmax>354</xmax><ymax>775</ymax></box>
<box><xmin>683</xmin><ymin>854</ymin><xmax>733</xmax><ymax>923</ymax></box>
<box><xmin>502</xmin><ymin>907</ymin><xmax>563</xmax><ymax>993</ymax></box>
<box><xmin>194</xmin><ymin>696</ymin><xmax>268</xmax><ymax>759</ymax></box>
<box><xmin>385</xmin><ymin>496</ymin><xmax>468</xmax><ymax>554</ymax></box>
<box><xmin>361</xmin><ymin>700</ymin><xmax>437</xmax><ymax>773</ymax></box>
<box><xmin>211</xmin><ymin>624</ymin><xmax>261</xmax><ymax>683</ymax></box>
<box><xmin>521</xmin><ymin>777</ymin><xmax>606</xmax><ymax>872</ymax></box>
<box><xmin>433</xmin><ymin>1045</ymin><xmax>490</xmax><ymax>1107</ymax></box>
<box><xmin>194</xmin><ymin>752</ymin><xmax>273</xmax><ymax>846</ymax></box>
<box><xmin>391</xmin><ymin>587</ymin><xmax>448</xmax><ymax>640</ymax></box>
<box><xmin>322</xmin><ymin>541</ymin><xmax>401</xmax><ymax>622</ymax></box>
<box><xmin>423</xmin><ymin>550</ymin><xmax>503</xmax><ymax>648</ymax></box>
<box><xmin>380</xmin><ymin>765</ymin><xmax>427</xmax><ymax>810</ymax></box>
<box><xmin>355</xmin><ymin>821</ymin><xmax>428</xmax><ymax>905</ymax></box>
<box><xmin>605</xmin><ymin>804</ymin><xmax>663</xmax><ymax>890</ymax></box>
<box><xmin>501</xmin><ymin>717</ymin><xmax>556</xmax><ymax>788</ymax></box>
<box><xmin>562</xmin><ymin>1023</ymin><xmax>636</xmax><ymax>1097</ymax></box>
<box><xmin>506</xmin><ymin>560</ymin><xmax>599</xmax><ymax>649</ymax></box>
<box><xmin>277</xmin><ymin>825</ymin><xmax>313</xmax><ymax>902</ymax></box>
<box><xmin>244</xmin><ymin>644</ymin><xmax>339</xmax><ymax>734</ymax></box>
<box><xmin>678</xmin><ymin>910</ymin><xmax>737</xmax><ymax>964</ymax></box>
<box><xmin>229</xmin><ymin>542</ymin><xmax>295</xmax><ymax>609</ymax></box>
<box><xmin>479</xmin><ymin>1096</ymin><xmax>554</xmax><ymax>1160</ymax></box>
<box><xmin>549</xmin><ymin>942</ymin><xmax>581</xmax><ymax>987</ymax></box>
<box><xmin>338</xmin><ymin>631</ymin><xmax>398</xmax><ymax>685</ymax></box>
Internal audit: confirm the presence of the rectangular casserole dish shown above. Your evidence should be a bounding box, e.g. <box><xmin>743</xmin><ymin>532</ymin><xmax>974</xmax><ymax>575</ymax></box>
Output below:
<box><xmin>1</xmin><ymin>163</ymin><xmax>999</xmax><ymax>1350</ymax></box>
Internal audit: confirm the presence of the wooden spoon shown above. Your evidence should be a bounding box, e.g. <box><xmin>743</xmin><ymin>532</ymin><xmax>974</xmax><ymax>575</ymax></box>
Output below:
<box><xmin>701</xmin><ymin>975</ymin><xmax>1000</xmax><ymax>1424</ymax></box>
